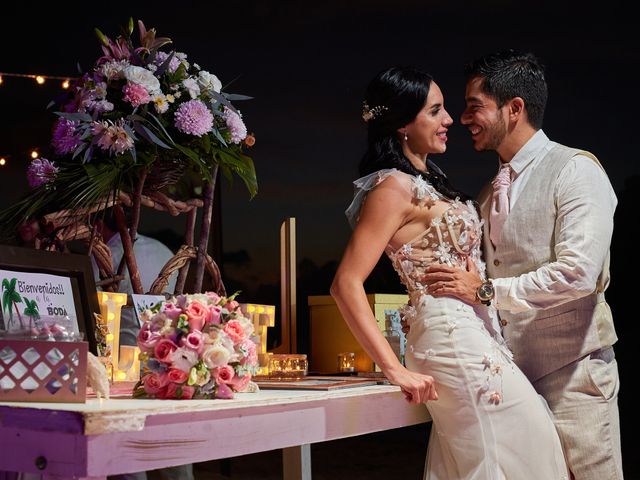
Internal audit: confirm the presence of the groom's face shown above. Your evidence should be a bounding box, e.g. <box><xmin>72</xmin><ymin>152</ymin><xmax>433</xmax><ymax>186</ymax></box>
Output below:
<box><xmin>460</xmin><ymin>77</ymin><xmax>507</xmax><ymax>152</ymax></box>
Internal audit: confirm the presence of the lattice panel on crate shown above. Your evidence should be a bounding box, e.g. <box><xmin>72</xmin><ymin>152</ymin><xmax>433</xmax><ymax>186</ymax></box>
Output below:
<box><xmin>0</xmin><ymin>339</ymin><xmax>87</xmax><ymax>403</ymax></box>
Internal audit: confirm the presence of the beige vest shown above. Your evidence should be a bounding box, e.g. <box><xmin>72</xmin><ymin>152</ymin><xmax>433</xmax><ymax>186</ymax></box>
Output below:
<box><xmin>478</xmin><ymin>142</ymin><xmax>618</xmax><ymax>382</ymax></box>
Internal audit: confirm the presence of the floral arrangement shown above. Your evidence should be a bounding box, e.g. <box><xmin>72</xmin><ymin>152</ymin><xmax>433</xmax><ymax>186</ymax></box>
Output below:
<box><xmin>1</xmin><ymin>18</ymin><xmax>256</xmax><ymax>236</ymax></box>
<box><xmin>133</xmin><ymin>291</ymin><xmax>258</xmax><ymax>400</ymax></box>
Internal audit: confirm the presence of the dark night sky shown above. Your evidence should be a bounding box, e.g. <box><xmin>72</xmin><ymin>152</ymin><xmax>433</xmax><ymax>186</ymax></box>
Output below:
<box><xmin>1</xmin><ymin>1</ymin><xmax>638</xmax><ymax>293</ymax></box>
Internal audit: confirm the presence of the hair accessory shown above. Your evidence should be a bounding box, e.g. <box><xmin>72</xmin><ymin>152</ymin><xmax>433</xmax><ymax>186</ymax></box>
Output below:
<box><xmin>362</xmin><ymin>101</ymin><xmax>388</xmax><ymax>122</ymax></box>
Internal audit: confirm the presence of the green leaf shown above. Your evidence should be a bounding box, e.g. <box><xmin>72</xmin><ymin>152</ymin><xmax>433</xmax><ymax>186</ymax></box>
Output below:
<box><xmin>217</xmin><ymin>150</ymin><xmax>257</xmax><ymax>198</ymax></box>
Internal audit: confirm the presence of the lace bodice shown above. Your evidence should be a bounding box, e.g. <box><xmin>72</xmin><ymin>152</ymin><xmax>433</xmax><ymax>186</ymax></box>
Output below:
<box><xmin>346</xmin><ymin>169</ymin><xmax>487</xmax><ymax>299</ymax></box>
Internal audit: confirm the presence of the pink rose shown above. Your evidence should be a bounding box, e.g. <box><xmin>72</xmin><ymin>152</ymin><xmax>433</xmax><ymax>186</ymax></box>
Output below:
<box><xmin>205</xmin><ymin>292</ymin><xmax>221</xmax><ymax>304</ymax></box>
<box><xmin>224</xmin><ymin>300</ymin><xmax>239</xmax><ymax>312</ymax></box>
<box><xmin>223</xmin><ymin>320</ymin><xmax>245</xmax><ymax>344</ymax></box>
<box><xmin>154</xmin><ymin>339</ymin><xmax>178</xmax><ymax>364</ymax></box>
<box><xmin>213</xmin><ymin>365</ymin><xmax>235</xmax><ymax>384</ymax></box>
<box><xmin>228</xmin><ymin>373</ymin><xmax>251</xmax><ymax>392</ymax></box>
<box><xmin>143</xmin><ymin>372</ymin><xmax>169</xmax><ymax>397</ymax></box>
<box><xmin>215</xmin><ymin>382</ymin><xmax>234</xmax><ymax>399</ymax></box>
<box><xmin>165</xmin><ymin>382</ymin><xmax>195</xmax><ymax>399</ymax></box>
<box><xmin>208</xmin><ymin>305</ymin><xmax>222</xmax><ymax>325</ymax></box>
<box><xmin>167</xmin><ymin>368</ymin><xmax>189</xmax><ymax>384</ymax></box>
<box><xmin>137</xmin><ymin>328</ymin><xmax>162</xmax><ymax>353</ymax></box>
<box><xmin>162</xmin><ymin>302</ymin><xmax>183</xmax><ymax>320</ymax></box>
<box><xmin>184</xmin><ymin>300</ymin><xmax>209</xmax><ymax>331</ymax></box>
<box><xmin>180</xmin><ymin>330</ymin><xmax>205</xmax><ymax>353</ymax></box>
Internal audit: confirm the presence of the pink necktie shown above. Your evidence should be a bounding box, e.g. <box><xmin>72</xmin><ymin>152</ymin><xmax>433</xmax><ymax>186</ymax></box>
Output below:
<box><xmin>489</xmin><ymin>164</ymin><xmax>512</xmax><ymax>247</ymax></box>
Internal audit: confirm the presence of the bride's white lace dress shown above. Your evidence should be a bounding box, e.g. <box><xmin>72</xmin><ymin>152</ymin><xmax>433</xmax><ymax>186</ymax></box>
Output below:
<box><xmin>347</xmin><ymin>169</ymin><xmax>568</xmax><ymax>480</ymax></box>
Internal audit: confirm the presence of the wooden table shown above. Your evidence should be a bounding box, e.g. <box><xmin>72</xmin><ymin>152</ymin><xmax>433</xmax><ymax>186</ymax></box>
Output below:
<box><xmin>0</xmin><ymin>385</ymin><xmax>430</xmax><ymax>479</ymax></box>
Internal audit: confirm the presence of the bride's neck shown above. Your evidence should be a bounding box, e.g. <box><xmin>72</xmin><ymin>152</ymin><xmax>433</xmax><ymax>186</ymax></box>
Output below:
<box><xmin>405</xmin><ymin>151</ymin><xmax>429</xmax><ymax>174</ymax></box>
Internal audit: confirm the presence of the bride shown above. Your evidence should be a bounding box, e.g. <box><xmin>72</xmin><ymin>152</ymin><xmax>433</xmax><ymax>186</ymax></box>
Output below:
<box><xmin>330</xmin><ymin>66</ymin><xmax>568</xmax><ymax>479</ymax></box>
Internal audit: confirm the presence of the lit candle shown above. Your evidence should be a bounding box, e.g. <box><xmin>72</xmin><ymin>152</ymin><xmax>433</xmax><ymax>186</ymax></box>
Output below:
<box><xmin>338</xmin><ymin>352</ymin><xmax>356</xmax><ymax>373</ymax></box>
<box><xmin>268</xmin><ymin>354</ymin><xmax>308</xmax><ymax>379</ymax></box>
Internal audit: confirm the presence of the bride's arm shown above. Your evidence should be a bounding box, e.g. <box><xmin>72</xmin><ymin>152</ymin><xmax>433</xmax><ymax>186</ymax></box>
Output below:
<box><xmin>330</xmin><ymin>177</ymin><xmax>438</xmax><ymax>404</ymax></box>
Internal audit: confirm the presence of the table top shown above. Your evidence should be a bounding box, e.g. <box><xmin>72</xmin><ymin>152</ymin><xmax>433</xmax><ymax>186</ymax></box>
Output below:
<box><xmin>0</xmin><ymin>384</ymin><xmax>426</xmax><ymax>434</ymax></box>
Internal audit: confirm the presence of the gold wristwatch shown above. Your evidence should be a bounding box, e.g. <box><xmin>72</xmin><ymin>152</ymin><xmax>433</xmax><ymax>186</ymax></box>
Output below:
<box><xmin>476</xmin><ymin>280</ymin><xmax>495</xmax><ymax>306</ymax></box>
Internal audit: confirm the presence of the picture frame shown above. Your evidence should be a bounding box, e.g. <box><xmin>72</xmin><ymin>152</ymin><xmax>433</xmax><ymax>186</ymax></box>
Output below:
<box><xmin>253</xmin><ymin>375</ymin><xmax>379</xmax><ymax>391</ymax></box>
<box><xmin>0</xmin><ymin>245</ymin><xmax>100</xmax><ymax>354</ymax></box>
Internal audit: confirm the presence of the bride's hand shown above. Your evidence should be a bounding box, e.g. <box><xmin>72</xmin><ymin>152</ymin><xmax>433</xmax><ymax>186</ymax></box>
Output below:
<box><xmin>387</xmin><ymin>367</ymin><xmax>438</xmax><ymax>404</ymax></box>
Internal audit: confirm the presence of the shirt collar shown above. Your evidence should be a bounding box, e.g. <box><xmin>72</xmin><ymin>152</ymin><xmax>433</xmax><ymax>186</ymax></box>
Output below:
<box><xmin>504</xmin><ymin>129</ymin><xmax>550</xmax><ymax>176</ymax></box>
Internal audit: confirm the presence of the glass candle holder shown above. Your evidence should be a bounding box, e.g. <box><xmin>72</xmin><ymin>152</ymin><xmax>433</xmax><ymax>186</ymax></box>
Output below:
<box><xmin>268</xmin><ymin>353</ymin><xmax>308</xmax><ymax>379</ymax></box>
<box><xmin>337</xmin><ymin>352</ymin><xmax>356</xmax><ymax>373</ymax></box>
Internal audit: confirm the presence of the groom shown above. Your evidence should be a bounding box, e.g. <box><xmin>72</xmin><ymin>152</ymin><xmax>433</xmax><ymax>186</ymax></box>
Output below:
<box><xmin>424</xmin><ymin>50</ymin><xmax>622</xmax><ymax>480</ymax></box>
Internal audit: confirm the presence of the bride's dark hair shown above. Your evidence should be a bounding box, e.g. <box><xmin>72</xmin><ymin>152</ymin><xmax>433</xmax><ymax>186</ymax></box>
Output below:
<box><xmin>359</xmin><ymin>66</ymin><xmax>472</xmax><ymax>202</ymax></box>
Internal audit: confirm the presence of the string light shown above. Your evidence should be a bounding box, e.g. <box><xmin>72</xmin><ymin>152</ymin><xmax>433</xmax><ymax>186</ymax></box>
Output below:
<box><xmin>0</xmin><ymin>72</ymin><xmax>77</xmax><ymax>89</ymax></box>
<box><xmin>31</xmin><ymin>150</ymin><xmax>39</xmax><ymax>159</ymax></box>
<box><xmin>0</xmin><ymin>158</ymin><xmax>6</xmax><ymax>166</ymax></box>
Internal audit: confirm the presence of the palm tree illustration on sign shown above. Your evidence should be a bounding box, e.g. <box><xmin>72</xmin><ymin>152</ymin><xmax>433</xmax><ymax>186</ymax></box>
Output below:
<box><xmin>1</xmin><ymin>277</ymin><xmax>24</xmax><ymax>329</ymax></box>
<box><xmin>22</xmin><ymin>297</ymin><xmax>40</xmax><ymax>328</ymax></box>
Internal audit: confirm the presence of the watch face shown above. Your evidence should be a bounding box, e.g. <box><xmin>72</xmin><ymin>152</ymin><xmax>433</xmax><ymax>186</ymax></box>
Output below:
<box><xmin>478</xmin><ymin>282</ymin><xmax>494</xmax><ymax>300</ymax></box>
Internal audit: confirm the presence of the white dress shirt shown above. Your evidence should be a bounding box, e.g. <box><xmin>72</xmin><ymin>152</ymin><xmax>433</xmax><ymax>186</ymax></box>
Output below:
<box><xmin>492</xmin><ymin>130</ymin><xmax>618</xmax><ymax>313</ymax></box>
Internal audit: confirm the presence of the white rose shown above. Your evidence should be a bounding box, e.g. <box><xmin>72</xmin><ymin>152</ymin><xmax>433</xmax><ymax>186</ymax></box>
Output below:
<box><xmin>198</xmin><ymin>70</ymin><xmax>222</xmax><ymax>94</ymax></box>
<box><xmin>123</xmin><ymin>65</ymin><xmax>161</xmax><ymax>94</ymax></box>
<box><xmin>202</xmin><ymin>344</ymin><xmax>231</xmax><ymax>368</ymax></box>
<box><xmin>182</xmin><ymin>77</ymin><xmax>201</xmax><ymax>99</ymax></box>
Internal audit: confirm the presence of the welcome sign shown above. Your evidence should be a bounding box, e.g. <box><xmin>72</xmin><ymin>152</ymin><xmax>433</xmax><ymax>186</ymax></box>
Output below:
<box><xmin>0</xmin><ymin>269</ymin><xmax>79</xmax><ymax>333</ymax></box>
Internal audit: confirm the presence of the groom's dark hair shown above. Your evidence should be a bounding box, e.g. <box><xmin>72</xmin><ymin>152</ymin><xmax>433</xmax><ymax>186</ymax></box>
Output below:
<box><xmin>464</xmin><ymin>49</ymin><xmax>548</xmax><ymax>129</ymax></box>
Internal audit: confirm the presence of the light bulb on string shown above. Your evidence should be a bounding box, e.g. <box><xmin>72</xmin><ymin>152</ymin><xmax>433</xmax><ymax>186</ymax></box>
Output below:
<box><xmin>35</xmin><ymin>75</ymin><xmax>45</xmax><ymax>85</ymax></box>
<box><xmin>62</xmin><ymin>79</ymin><xmax>70</xmax><ymax>89</ymax></box>
<box><xmin>0</xmin><ymin>158</ymin><xmax>6</xmax><ymax>166</ymax></box>
<box><xmin>0</xmin><ymin>75</ymin><xmax>3</xmax><ymax>85</ymax></box>
<box><xmin>30</xmin><ymin>150</ymin><xmax>39</xmax><ymax>159</ymax></box>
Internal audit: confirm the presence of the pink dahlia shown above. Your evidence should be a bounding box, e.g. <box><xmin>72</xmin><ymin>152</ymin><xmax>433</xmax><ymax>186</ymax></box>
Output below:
<box><xmin>174</xmin><ymin>99</ymin><xmax>213</xmax><ymax>136</ymax></box>
<box><xmin>27</xmin><ymin>158</ymin><xmax>59</xmax><ymax>189</ymax></box>
<box><xmin>122</xmin><ymin>82</ymin><xmax>151</xmax><ymax>107</ymax></box>
<box><xmin>51</xmin><ymin>118</ymin><xmax>83</xmax><ymax>155</ymax></box>
<box><xmin>223</xmin><ymin>107</ymin><xmax>247</xmax><ymax>144</ymax></box>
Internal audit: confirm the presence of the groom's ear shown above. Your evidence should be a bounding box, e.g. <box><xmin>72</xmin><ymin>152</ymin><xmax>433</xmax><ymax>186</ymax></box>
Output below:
<box><xmin>508</xmin><ymin>97</ymin><xmax>525</xmax><ymax>121</ymax></box>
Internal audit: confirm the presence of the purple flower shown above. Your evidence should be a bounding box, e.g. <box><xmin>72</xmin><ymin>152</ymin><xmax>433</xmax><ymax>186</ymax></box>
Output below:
<box><xmin>154</xmin><ymin>51</ymin><xmax>181</xmax><ymax>73</ymax></box>
<box><xmin>27</xmin><ymin>158</ymin><xmax>59</xmax><ymax>189</ymax></box>
<box><xmin>51</xmin><ymin>118</ymin><xmax>83</xmax><ymax>155</ymax></box>
<box><xmin>174</xmin><ymin>99</ymin><xmax>213</xmax><ymax>136</ymax></box>
<box><xmin>91</xmin><ymin>120</ymin><xmax>135</xmax><ymax>155</ymax></box>
<box><xmin>223</xmin><ymin>107</ymin><xmax>247</xmax><ymax>144</ymax></box>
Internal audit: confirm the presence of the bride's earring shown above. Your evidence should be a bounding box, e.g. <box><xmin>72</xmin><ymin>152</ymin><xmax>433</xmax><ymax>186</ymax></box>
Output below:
<box><xmin>404</xmin><ymin>132</ymin><xmax>408</xmax><ymax>141</ymax></box>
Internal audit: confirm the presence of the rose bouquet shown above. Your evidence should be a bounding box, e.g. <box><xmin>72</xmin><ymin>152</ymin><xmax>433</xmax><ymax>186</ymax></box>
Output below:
<box><xmin>133</xmin><ymin>292</ymin><xmax>258</xmax><ymax>400</ymax></box>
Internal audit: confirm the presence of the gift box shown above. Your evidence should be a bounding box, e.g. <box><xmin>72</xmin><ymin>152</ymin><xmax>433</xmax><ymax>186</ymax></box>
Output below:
<box><xmin>0</xmin><ymin>339</ymin><xmax>87</xmax><ymax>403</ymax></box>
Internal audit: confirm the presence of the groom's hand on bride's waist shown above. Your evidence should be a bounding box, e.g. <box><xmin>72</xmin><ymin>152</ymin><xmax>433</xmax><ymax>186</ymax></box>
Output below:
<box><xmin>423</xmin><ymin>260</ymin><xmax>483</xmax><ymax>305</ymax></box>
